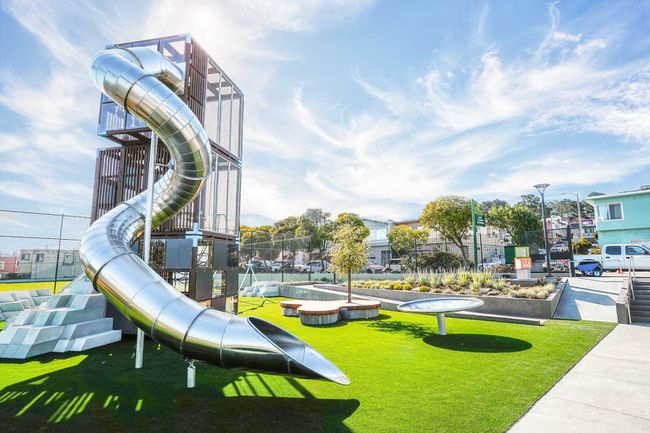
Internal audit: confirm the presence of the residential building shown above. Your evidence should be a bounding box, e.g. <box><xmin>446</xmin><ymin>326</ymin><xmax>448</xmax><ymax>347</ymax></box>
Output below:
<box><xmin>585</xmin><ymin>187</ymin><xmax>650</xmax><ymax>246</ymax></box>
<box><xmin>17</xmin><ymin>249</ymin><xmax>82</xmax><ymax>280</ymax></box>
<box><xmin>362</xmin><ymin>218</ymin><xmax>507</xmax><ymax>266</ymax></box>
<box><xmin>0</xmin><ymin>255</ymin><xmax>19</xmax><ymax>278</ymax></box>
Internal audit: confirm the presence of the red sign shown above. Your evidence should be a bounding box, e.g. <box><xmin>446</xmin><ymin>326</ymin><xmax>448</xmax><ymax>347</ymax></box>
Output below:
<box><xmin>514</xmin><ymin>257</ymin><xmax>532</xmax><ymax>270</ymax></box>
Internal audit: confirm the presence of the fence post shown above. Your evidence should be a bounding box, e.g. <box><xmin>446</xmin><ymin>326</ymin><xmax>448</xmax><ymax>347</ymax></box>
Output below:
<box><xmin>53</xmin><ymin>213</ymin><xmax>64</xmax><ymax>293</ymax></box>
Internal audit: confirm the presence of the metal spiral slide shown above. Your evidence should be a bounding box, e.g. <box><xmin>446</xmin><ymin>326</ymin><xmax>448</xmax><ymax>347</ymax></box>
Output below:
<box><xmin>79</xmin><ymin>47</ymin><xmax>349</xmax><ymax>385</ymax></box>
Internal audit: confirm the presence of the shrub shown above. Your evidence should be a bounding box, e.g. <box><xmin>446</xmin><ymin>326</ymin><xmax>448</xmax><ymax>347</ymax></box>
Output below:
<box><xmin>494</xmin><ymin>278</ymin><xmax>507</xmax><ymax>291</ymax></box>
<box><xmin>402</xmin><ymin>251</ymin><xmax>465</xmax><ymax>272</ymax></box>
<box><xmin>428</xmin><ymin>273</ymin><xmax>443</xmax><ymax>288</ymax></box>
<box><xmin>572</xmin><ymin>238</ymin><xmax>592</xmax><ymax>254</ymax></box>
<box><xmin>417</xmin><ymin>272</ymin><xmax>430</xmax><ymax>287</ymax></box>
<box><xmin>418</xmin><ymin>286</ymin><xmax>431</xmax><ymax>292</ymax></box>
<box><xmin>441</xmin><ymin>273</ymin><xmax>456</xmax><ymax>287</ymax></box>
<box><xmin>510</xmin><ymin>283</ymin><xmax>556</xmax><ymax>299</ymax></box>
<box><xmin>469</xmin><ymin>280</ymin><xmax>482</xmax><ymax>295</ymax></box>
<box><xmin>591</xmin><ymin>246</ymin><xmax>601</xmax><ymax>254</ymax></box>
<box><xmin>456</xmin><ymin>271</ymin><xmax>471</xmax><ymax>287</ymax></box>
<box><xmin>404</xmin><ymin>274</ymin><xmax>417</xmax><ymax>285</ymax></box>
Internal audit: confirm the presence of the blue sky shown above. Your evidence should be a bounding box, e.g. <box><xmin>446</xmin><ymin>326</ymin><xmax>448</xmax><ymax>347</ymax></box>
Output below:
<box><xmin>0</xmin><ymin>0</ymin><xmax>649</xmax><ymax>234</ymax></box>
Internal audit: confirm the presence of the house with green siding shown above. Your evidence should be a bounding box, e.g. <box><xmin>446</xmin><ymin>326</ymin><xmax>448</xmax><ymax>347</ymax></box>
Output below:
<box><xmin>585</xmin><ymin>187</ymin><xmax>650</xmax><ymax>246</ymax></box>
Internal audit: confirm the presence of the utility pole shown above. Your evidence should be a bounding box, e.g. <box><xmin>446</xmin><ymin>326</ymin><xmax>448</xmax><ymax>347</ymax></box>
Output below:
<box><xmin>534</xmin><ymin>183</ymin><xmax>552</xmax><ymax>277</ymax></box>
<box><xmin>561</xmin><ymin>192</ymin><xmax>583</xmax><ymax>238</ymax></box>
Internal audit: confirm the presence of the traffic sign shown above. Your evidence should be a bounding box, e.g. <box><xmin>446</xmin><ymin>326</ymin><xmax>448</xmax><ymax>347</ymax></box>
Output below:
<box><xmin>474</xmin><ymin>214</ymin><xmax>486</xmax><ymax>227</ymax></box>
<box><xmin>515</xmin><ymin>257</ymin><xmax>532</xmax><ymax>270</ymax></box>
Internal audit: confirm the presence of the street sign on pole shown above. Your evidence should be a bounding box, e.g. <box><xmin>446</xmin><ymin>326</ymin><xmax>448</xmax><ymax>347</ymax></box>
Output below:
<box><xmin>474</xmin><ymin>214</ymin><xmax>486</xmax><ymax>227</ymax></box>
<box><xmin>471</xmin><ymin>200</ymin><xmax>478</xmax><ymax>268</ymax></box>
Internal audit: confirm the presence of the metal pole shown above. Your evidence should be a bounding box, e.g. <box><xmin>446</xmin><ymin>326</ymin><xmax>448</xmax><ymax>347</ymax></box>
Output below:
<box><xmin>540</xmin><ymin>192</ymin><xmax>552</xmax><ymax>277</ymax></box>
<box><xmin>479</xmin><ymin>233</ymin><xmax>484</xmax><ymax>267</ymax></box>
<box><xmin>281</xmin><ymin>234</ymin><xmax>285</xmax><ymax>283</ymax></box>
<box><xmin>136</xmin><ymin>132</ymin><xmax>158</xmax><ymax>369</ymax></box>
<box><xmin>576</xmin><ymin>193</ymin><xmax>583</xmax><ymax>238</ymax></box>
<box><xmin>471</xmin><ymin>200</ymin><xmax>478</xmax><ymax>269</ymax></box>
<box><xmin>567</xmin><ymin>224</ymin><xmax>575</xmax><ymax>277</ymax></box>
<box><xmin>53</xmin><ymin>213</ymin><xmax>64</xmax><ymax>293</ymax></box>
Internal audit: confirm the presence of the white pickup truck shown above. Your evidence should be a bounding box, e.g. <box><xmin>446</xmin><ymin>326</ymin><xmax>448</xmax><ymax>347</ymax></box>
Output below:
<box><xmin>574</xmin><ymin>243</ymin><xmax>650</xmax><ymax>276</ymax></box>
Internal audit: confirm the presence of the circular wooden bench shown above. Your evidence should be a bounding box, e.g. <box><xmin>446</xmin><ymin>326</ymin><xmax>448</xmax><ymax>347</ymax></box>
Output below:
<box><xmin>280</xmin><ymin>299</ymin><xmax>381</xmax><ymax>325</ymax></box>
<box><xmin>297</xmin><ymin>302</ymin><xmax>341</xmax><ymax>325</ymax></box>
<box><xmin>279</xmin><ymin>300</ymin><xmax>303</xmax><ymax>317</ymax></box>
<box><xmin>339</xmin><ymin>300</ymin><xmax>381</xmax><ymax>320</ymax></box>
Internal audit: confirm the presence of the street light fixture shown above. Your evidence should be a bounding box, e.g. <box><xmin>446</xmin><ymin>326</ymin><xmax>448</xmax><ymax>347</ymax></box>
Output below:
<box><xmin>561</xmin><ymin>192</ymin><xmax>583</xmax><ymax>238</ymax></box>
<box><xmin>533</xmin><ymin>183</ymin><xmax>552</xmax><ymax>277</ymax></box>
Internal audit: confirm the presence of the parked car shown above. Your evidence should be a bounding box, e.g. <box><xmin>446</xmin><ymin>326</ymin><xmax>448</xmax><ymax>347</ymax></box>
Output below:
<box><xmin>384</xmin><ymin>258</ymin><xmax>402</xmax><ymax>273</ymax></box>
<box><xmin>246</xmin><ymin>260</ymin><xmax>268</xmax><ymax>272</ymax></box>
<box><xmin>302</xmin><ymin>260</ymin><xmax>330</xmax><ymax>273</ymax></box>
<box><xmin>550</xmin><ymin>242</ymin><xmax>569</xmax><ymax>253</ymax></box>
<box><xmin>270</xmin><ymin>261</ymin><xmax>282</xmax><ymax>272</ymax></box>
<box><xmin>479</xmin><ymin>256</ymin><xmax>504</xmax><ymax>270</ymax></box>
<box><xmin>574</xmin><ymin>243</ymin><xmax>650</xmax><ymax>276</ymax></box>
<box><xmin>366</xmin><ymin>263</ymin><xmax>384</xmax><ymax>274</ymax></box>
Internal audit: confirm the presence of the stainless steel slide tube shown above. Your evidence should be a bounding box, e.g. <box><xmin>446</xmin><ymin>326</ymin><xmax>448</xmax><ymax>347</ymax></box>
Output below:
<box><xmin>80</xmin><ymin>47</ymin><xmax>348</xmax><ymax>385</ymax></box>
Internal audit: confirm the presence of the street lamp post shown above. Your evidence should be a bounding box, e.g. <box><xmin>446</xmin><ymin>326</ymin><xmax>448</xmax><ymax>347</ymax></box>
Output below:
<box><xmin>534</xmin><ymin>183</ymin><xmax>552</xmax><ymax>277</ymax></box>
<box><xmin>561</xmin><ymin>192</ymin><xmax>583</xmax><ymax>238</ymax></box>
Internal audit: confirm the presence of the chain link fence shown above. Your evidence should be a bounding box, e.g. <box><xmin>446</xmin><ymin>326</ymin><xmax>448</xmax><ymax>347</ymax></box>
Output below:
<box><xmin>0</xmin><ymin>209</ymin><xmax>91</xmax><ymax>289</ymax></box>
<box><xmin>239</xmin><ymin>235</ymin><xmax>337</xmax><ymax>284</ymax></box>
<box><xmin>521</xmin><ymin>225</ymin><xmax>575</xmax><ymax>274</ymax></box>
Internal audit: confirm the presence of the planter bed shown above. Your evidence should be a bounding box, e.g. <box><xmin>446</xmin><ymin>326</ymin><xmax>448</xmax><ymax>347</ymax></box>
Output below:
<box><xmin>313</xmin><ymin>283</ymin><xmax>564</xmax><ymax>319</ymax></box>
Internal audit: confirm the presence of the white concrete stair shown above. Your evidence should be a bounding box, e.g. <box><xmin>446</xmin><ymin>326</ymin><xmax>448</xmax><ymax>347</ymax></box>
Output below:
<box><xmin>0</xmin><ymin>276</ymin><xmax>121</xmax><ymax>359</ymax></box>
<box><xmin>239</xmin><ymin>281</ymin><xmax>280</xmax><ymax>297</ymax></box>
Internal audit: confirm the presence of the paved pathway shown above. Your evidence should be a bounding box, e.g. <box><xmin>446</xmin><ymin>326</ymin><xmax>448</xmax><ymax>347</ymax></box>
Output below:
<box><xmin>554</xmin><ymin>277</ymin><xmax>623</xmax><ymax>322</ymax></box>
<box><xmin>509</xmin><ymin>324</ymin><xmax>650</xmax><ymax>433</ymax></box>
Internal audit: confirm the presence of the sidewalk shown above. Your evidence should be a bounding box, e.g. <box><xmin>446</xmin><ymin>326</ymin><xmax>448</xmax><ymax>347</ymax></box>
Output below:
<box><xmin>509</xmin><ymin>324</ymin><xmax>650</xmax><ymax>433</ymax></box>
<box><xmin>553</xmin><ymin>276</ymin><xmax>623</xmax><ymax>322</ymax></box>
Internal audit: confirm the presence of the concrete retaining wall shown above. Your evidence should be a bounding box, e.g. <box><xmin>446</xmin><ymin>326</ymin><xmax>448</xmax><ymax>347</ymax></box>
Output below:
<box><xmin>305</xmin><ymin>283</ymin><xmax>564</xmax><ymax>319</ymax></box>
<box><xmin>616</xmin><ymin>278</ymin><xmax>632</xmax><ymax>324</ymax></box>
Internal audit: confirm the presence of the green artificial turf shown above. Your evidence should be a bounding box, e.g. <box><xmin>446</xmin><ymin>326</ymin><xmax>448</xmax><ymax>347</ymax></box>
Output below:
<box><xmin>0</xmin><ymin>297</ymin><xmax>613</xmax><ymax>433</ymax></box>
<box><xmin>0</xmin><ymin>281</ymin><xmax>65</xmax><ymax>293</ymax></box>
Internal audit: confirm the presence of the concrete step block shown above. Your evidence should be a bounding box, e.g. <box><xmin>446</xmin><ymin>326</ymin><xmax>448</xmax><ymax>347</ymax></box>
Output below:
<box><xmin>0</xmin><ymin>301</ymin><xmax>25</xmax><ymax>313</ymax></box>
<box><xmin>48</xmin><ymin>295</ymin><xmax>72</xmax><ymax>308</ymax></box>
<box><xmin>54</xmin><ymin>330</ymin><xmax>121</xmax><ymax>353</ymax></box>
<box><xmin>0</xmin><ymin>340</ymin><xmax>59</xmax><ymax>359</ymax></box>
<box><xmin>0</xmin><ymin>293</ymin><xmax>15</xmax><ymax>302</ymax></box>
<box><xmin>60</xmin><ymin>318</ymin><xmax>114</xmax><ymax>340</ymax></box>
<box><xmin>52</xmin><ymin>307</ymin><xmax>106</xmax><ymax>326</ymax></box>
<box><xmin>69</xmin><ymin>294</ymin><xmax>106</xmax><ymax>310</ymax></box>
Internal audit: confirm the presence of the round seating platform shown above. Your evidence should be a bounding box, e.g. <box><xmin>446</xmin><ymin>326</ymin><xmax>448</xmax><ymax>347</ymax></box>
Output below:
<box><xmin>280</xmin><ymin>299</ymin><xmax>380</xmax><ymax>325</ymax></box>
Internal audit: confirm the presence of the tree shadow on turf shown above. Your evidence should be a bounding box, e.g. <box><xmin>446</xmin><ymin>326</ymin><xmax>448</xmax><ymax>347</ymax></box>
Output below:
<box><xmin>367</xmin><ymin>319</ymin><xmax>432</xmax><ymax>339</ymax></box>
<box><xmin>423</xmin><ymin>334</ymin><xmax>532</xmax><ymax>353</ymax></box>
<box><xmin>0</xmin><ymin>339</ymin><xmax>359</xmax><ymax>433</ymax></box>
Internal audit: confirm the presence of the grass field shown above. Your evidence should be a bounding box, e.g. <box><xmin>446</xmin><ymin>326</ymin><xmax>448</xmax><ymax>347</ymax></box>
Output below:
<box><xmin>0</xmin><ymin>297</ymin><xmax>613</xmax><ymax>433</ymax></box>
<box><xmin>0</xmin><ymin>280</ymin><xmax>66</xmax><ymax>293</ymax></box>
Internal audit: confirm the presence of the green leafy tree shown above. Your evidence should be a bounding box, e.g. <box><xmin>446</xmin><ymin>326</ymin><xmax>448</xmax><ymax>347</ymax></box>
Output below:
<box><xmin>296</xmin><ymin>208</ymin><xmax>335</xmax><ymax>267</ymax></box>
<box><xmin>239</xmin><ymin>225</ymin><xmax>274</xmax><ymax>261</ymax></box>
<box><xmin>420</xmin><ymin>196</ymin><xmax>472</xmax><ymax>263</ymax></box>
<box><xmin>487</xmin><ymin>204</ymin><xmax>542</xmax><ymax>245</ymax></box>
<box><xmin>273</xmin><ymin>216</ymin><xmax>301</xmax><ymax>235</ymax></box>
<box><xmin>387</xmin><ymin>225</ymin><xmax>429</xmax><ymax>258</ymax></box>
<box><xmin>549</xmin><ymin>198</ymin><xmax>579</xmax><ymax>220</ymax></box>
<box><xmin>330</xmin><ymin>224</ymin><xmax>370</xmax><ymax>303</ymax></box>
<box><xmin>335</xmin><ymin>212</ymin><xmax>370</xmax><ymax>242</ymax></box>
<box><xmin>480</xmin><ymin>199</ymin><xmax>508</xmax><ymax>213</ymax></box>
<box><xmin>518</xmin><ymin>194</ymin><xmax>550</xmax><ymax>218</ymax></box>
<box><xmin>572</xmin><ymin>238</ymin><xmax>592</xmax><ymax>254</ymax></box>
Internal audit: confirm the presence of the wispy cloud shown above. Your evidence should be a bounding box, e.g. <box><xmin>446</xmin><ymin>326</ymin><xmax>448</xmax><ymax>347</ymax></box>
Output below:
<box><xmin>0</xmin><ymin>0</ymin><xmax>648</xmax><ymax>229</ymax></box>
